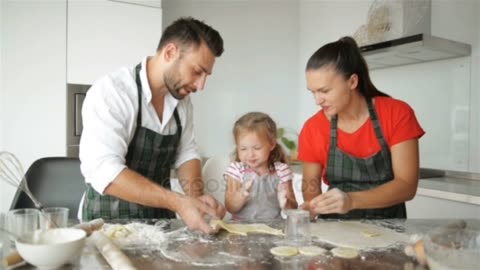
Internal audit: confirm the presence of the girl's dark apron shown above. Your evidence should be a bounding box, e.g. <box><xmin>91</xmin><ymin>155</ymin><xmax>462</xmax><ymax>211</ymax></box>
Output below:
<box><xmin>321</xmin><ymin>98</ymin><xmax>406</xmax><ymax>219</ymax></box>
<box><xmin>83</xmin><ymin>63</ymin><xmax>180</xmax><ymax>220</ymax></box>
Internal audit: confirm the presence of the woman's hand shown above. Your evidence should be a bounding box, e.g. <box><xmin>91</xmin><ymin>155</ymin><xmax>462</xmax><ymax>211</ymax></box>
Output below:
<box><xmin>308</xmin><ymin>188</ymin><xmax>353</xmax><ymax>215</ymax></box>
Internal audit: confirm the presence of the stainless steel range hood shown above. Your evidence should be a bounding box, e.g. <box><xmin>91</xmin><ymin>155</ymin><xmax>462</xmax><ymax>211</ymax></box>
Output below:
<box><xmin>360</xmin><ymin>34</ymin><xmax>471</xmax><ymax>69</ymax></box>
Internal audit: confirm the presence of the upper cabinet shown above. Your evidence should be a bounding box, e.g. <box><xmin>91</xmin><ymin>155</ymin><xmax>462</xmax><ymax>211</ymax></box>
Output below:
<box><xmin>67</xmin><ymin>0</ymin><xmax>162</xmax><ymax>84</ymax></box>
<box><xmin>109</xmin><ymin>0</ymin><xmax>162</xmax><ymax>8</ymax></box>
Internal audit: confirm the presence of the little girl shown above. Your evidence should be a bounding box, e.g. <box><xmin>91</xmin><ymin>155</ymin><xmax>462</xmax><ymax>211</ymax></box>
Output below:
<box><xmin>224</xmin><ymin>112</ymin><xmax>297</xmax><ymax>221</ymax></box>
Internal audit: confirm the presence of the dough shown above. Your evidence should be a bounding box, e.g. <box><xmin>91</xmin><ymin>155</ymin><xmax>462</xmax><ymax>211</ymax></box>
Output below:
<box><xmin>104</xmin><ymin>224</ymin><xmax>131</xmax><ymax>239</ymax></box>
<box><xmin>210</xmin><ymin>220</ymin><xmax>284</xmax><ymax>236</ymax></box>
<box><xmin>298</xmin><ymin>246</ymin><xmax>327</xmax><ymax>256</ymax></box>
<box><xmin>310</xmin><ymin>221</ymin><xmax>408</xmax><ymax>249</ymax></box>
<box><xmin>361</xmin><ymin>230</ymin><xmax>381</xmax><ymax>237</ymax></box>
<box><xmin>331</xmin><ymin>247</ymin><xmax>359</xmax><ymax>259</ymax></box>
<box><xmin>270</xmin><ymin>246</ymin><xmax>298</xmax><ymax>257</ymax></box>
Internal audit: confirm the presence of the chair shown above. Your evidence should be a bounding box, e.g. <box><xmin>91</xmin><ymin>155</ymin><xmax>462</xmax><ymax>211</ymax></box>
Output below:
<box><xmin>202</xmin><ymin>156</ymin><xmax>232</xmax><ymax>220</ymax></box>
<box><xmin>10</xmin><ymin>157</ymin><xmax>86</xmax><ymax>219</ymax></box>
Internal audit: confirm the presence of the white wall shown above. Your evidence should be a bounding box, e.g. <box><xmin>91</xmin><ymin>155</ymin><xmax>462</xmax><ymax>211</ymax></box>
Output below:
<box><xmin>297</xmin><ymin>0</ymin><xmax>480</xmax><ymax>173</ymax></box>
<box><xmin>0</xmin><ymin>0</ymin><xmax>6</xmax><ymax>212</ymax></box>
<box><xmin>162</xmin><ymin>0</ymin><xmax>300</xmax><ymax>159</ymax></box>
<box><xmin>298</xmin><ymin>0</ymin><xmax>369</xmax><ymax>130</ymax></box>
<box><xmin>0</xmin><ymin>0</ymin><xmax>4</xmax><ymax>151</ymax></box>
<box><xmin>470</xmin><ymin>0</ymin><xmax>480</xmax><ymax>173</ymax></box>
<box><xmin>162</xmin><ymin>0</ymin><xmax>479</xmax><ymax>171</ymax></box>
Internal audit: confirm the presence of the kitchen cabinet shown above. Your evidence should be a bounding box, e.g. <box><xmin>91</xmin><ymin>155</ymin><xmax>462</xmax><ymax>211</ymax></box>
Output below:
<box><xmin>111</xmin><ymin>0</ymin><xmax>162</xmax><ymax>8</ymax></box>
<box><xmin>1</xmin><ymin>0</ymin><xmax>67</xmax><ymax>212</ymax></box>
<box><xmin>67</xmin><ymin>0</ymin><xmax>162</xmax><ymax>84</ymax></box>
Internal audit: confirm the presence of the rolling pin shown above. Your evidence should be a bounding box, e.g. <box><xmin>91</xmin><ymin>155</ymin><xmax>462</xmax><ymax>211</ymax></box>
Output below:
<box><xmin>2</xmin><ymin>218</ymin><xmax>105</xmax><ymax>268</ymax></box>
<box><xmin>91</xmin><ymin>231</ymin><xmax>137</xmax><ymax>270</ymax></box>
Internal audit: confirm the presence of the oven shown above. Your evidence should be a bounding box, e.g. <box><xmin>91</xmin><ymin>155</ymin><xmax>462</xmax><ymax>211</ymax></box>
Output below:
<box><xmin>66</xmin><ymin>83</ymin><xmax>90</xmax><ymax>157</ymax></box>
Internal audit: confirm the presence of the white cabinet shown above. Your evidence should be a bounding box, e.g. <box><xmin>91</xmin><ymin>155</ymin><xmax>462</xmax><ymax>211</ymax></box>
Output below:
<box><xmin>1</xmin><ymin>1</ymin><xmax>67</xmax><ymax>212</ymax></box>
<box><xmin>407</xmin><ymin>194</ymin><xmax>480</xmax><ymax>219</ymax></box>
<box><xmin>67</xmin><ymin>1</ymin><xmax>162</xmax><ymax>84</ymax></box>
<box><xmin>110</xmin><ymin>0</ymin><xmax>162</xmax><ymax>8</ymax></box>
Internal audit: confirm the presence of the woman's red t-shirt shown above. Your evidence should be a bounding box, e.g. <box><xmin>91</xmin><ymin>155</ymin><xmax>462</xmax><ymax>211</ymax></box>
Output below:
<box><xmin>298</xmin><ymin>96</ymin><xmax>425</xmax><ymax>184</ymax></box>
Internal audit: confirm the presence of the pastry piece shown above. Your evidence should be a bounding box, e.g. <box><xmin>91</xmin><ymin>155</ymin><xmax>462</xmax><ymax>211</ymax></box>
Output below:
<box><xmin>104</xmin><ymin>224</ymin><xmax>131</xmax><ymax>239</ymax></box>
<box><xmin>361</xmin><ymin>230</ymin><xmax>381</xmax><ymax>237</ymax></box>
<box><xmin>210</xmin><ymin>220</ymin><xmax>283</xmax><ymax>236</ymax></box>
<box><xmin>270</xmin><ymin>246</ymin><xmax>298</xmax><ymax>257</ymax></box>
<box><xmin>331</xmin><ymin>247</ymin><xmax>360</xmax><ymax>259</ymax></box>
<box><xmin>298</xmin><ymin>246</ymin><xmax>327</xmax><ymax>256</ymax></box>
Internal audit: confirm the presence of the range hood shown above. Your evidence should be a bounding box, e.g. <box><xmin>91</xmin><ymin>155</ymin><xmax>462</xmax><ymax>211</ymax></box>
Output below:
<box><xmin>360</xmin><ymin>33</ymin><xmax>471</xmax><ymax>69</ymax></box>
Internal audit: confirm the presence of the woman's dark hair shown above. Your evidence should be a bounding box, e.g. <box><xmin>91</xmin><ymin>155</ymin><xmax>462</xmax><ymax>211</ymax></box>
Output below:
<box><xmin>306</xmin><ymin>36</ymin><xmax>389</xmax><ymax>98</ymax></box>
<box><xmin>157</xmin><ymin>17</ymin><xmax>224</xmax><ymax>57</ymax></box>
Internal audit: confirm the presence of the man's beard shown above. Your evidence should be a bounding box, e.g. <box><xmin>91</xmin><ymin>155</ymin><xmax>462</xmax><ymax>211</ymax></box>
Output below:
<box><xmin>163</xmin><ymin>60</ymin><xmax>187</xmax><ymax>100</ymax></box>
<box><xmin>164</xmin><ymin>73</ymin><xmax>185</xmax><ymax>100</ymax></box>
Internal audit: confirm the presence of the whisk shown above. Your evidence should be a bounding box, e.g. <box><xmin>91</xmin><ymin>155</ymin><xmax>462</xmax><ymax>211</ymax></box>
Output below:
<box><xmin>0</xmin><ymin>151</ymin><xmax>44</xmax><ymax>210</ymax></box>
<box><xmin>0</xmin><ymin>151</ymin><xmax>57</xmax><ymax>228</ymax></box>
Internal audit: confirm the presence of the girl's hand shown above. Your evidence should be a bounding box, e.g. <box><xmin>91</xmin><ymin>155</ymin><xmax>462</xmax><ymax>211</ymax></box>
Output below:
<box><xmin>277</xmin><ymin>182</ymin><xmax>288</xmax><ymax>209</ymax></box>
<box><xmin>309</xmin><ymin>188</ymin><xmax>352</xmax><ymax>214</ymax></box>
<box><xmin>241</xmin><ymin>179</ymin><xmax>254</xmax><ymax>198</ymax></box>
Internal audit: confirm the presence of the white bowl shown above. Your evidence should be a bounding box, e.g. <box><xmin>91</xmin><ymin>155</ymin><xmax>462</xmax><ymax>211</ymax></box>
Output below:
<box><xmin>16</xmin><ymin>228</ymin><xmax>86</xmax><ymax>269</ymax></box>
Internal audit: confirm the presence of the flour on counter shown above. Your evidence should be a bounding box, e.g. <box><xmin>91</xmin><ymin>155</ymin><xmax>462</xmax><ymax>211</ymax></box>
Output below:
<box><xmin>102</xmin><ymin>222</ymin><xmax>166</xmax><ymax>249</ymax></box>
<box><xmin>310</xmin><ymin>221</ymin><xmax>409</xmax><ymax>250</ymax></box>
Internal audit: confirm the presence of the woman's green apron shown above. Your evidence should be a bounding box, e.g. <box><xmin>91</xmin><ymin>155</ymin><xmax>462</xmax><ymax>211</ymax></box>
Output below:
<box><xmin>321</xmin><ymin>98</ymin><xmax>406</xmax><ymax>219</ymax></box>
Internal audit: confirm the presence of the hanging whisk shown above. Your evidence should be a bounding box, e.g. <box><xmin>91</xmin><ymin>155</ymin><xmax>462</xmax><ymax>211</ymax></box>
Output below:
<box><xmin>0</xmin><ymin>151</ymin><xmax>44</xmax><ymax>209</ymax></box>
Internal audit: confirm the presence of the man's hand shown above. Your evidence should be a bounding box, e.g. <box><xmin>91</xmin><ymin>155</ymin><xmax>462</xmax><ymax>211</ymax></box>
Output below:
<box><xmin>176</xmin><ymin>195</ymin><xmax>219</xmax><ymax>234</ymax></box>
<box><xmin>198</xmin><ymin>194</ymin><xmax>227</xmax><ymax>219</ymax></box>
<box><xmin>308</xmin><ymin>188</ymin><xmax>352</xmax><ymax>215</ymax></box>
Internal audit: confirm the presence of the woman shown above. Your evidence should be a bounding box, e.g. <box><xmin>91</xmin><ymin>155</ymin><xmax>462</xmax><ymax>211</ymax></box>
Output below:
<box><xmin>299</xmin><ymin>36</ymin><xmax>425</xmax><ymax>219</ymax></box>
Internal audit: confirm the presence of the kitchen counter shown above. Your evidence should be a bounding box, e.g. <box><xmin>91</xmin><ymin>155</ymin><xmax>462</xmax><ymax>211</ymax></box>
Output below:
<box><xmin>418</xmin><ymin>177</ymin><xmax>480</xmax><ymax>205</ymax></box>
<box><xmin>13</xmin><ymin>219</ymin><xmax>480</xmax><ymax>270</ymax></box>
<box><xmin>291</xmin><ymin>163</ymin><xmax>480</xmax><ymax>206</ymax></box>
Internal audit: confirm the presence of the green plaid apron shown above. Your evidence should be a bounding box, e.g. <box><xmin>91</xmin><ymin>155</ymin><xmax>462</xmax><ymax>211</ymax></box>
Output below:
<box><xmin>83</xmin><ymin>63</ymin><xmax>180</xmax><ymax>220</ymax></box>
<box><xmin>322</xmin><ymin>98</ymin><xmax>406</xmax><ymax>219</ymax></box>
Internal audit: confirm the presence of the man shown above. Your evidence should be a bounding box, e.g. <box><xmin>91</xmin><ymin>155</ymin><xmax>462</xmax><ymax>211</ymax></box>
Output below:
<box><xmin>79</xmin><ymin>17</ymin><xmax>226</xmax><ymax>233</ymax></box>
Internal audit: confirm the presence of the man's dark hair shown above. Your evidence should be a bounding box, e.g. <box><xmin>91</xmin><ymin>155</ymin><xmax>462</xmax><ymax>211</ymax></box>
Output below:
<box><xmin>157</xmin><ymin>17</ymin><xmax>224</xmax><ymax>57</ymax></box>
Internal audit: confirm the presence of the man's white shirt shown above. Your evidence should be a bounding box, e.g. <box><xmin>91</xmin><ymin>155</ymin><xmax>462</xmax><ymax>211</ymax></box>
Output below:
<box><xmin>79</xmin><ymin>57</ymin><xmax>200</xmax><ymax>194</ymax></box>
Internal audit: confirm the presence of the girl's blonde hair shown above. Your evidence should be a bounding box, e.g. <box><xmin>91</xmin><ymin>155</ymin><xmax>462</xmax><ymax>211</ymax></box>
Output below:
<box><xmin>232</xmin><ymin>112</ymin><xmax>288</xmax><ymax>169</ymax></box>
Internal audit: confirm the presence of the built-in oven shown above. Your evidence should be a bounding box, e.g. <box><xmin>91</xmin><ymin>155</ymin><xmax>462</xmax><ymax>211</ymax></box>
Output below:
<box><xmin>66</xmin><ymin>83</ymin><xmax>90</xmax><ymax>157</ymax></box>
